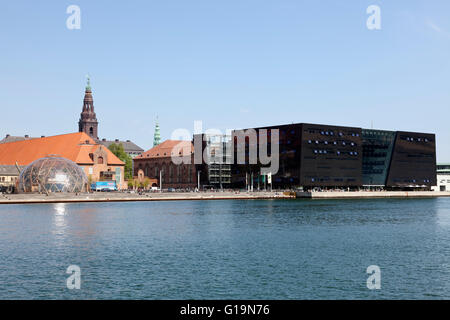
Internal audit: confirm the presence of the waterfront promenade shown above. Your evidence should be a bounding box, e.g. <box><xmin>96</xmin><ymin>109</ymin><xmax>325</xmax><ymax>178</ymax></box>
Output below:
<box><xmin>0</xmin><ymin>191</ymin><xmax>292</xmax><ymax>204</ymax></box>
<box><xmin>296</xmin><ymin>191</ymin><xmax>450</xmax><ymax>199</ymax></box>
<box><xmin>1</xmin><ymin>190</ymin><xmax>450</xmax><ymax>204</ymax></box>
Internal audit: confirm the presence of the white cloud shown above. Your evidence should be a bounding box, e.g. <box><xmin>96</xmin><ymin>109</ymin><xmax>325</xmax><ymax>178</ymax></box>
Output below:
<box><xmin>427</xmin><ymin>19</ymin><xmax>442</xmax><ymax>33</ymax></box>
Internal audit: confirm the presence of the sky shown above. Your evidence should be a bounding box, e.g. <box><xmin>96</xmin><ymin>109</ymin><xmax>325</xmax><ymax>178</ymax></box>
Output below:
<box><xmin>1</xmin><ymin>1</ymin><xmax>449</xmax><ymax>161</ymax></box>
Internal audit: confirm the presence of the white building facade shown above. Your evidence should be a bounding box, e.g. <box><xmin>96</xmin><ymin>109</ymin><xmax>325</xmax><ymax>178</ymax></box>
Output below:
<box><xmin>433</xmin><ymin>164</ymin><xmax>450</xmax><ymax>192</ymax></box>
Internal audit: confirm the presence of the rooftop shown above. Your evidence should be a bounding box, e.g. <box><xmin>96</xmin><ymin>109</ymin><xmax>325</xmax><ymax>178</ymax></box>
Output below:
<box><xmin>135</xmin><ymin>140</ymin><xmax>193</xmax><ymax>159</ymax></box>
<box><xmin>0</xmin><ymin>164</ymin><xmax>23</xmax><ymax>176</ymax></box>
<box><xmin>0</xmin><ymin>132</ymin><xmax>124</xmax><ymax>166</ymax></box>
<box><xmin>0</xmin><ymin>134</ymin><xmax>39</xmax><ymax>144</ymax></box>
<box><xmin>100</xmin><ymin>139</ymin><xmax>144</xmax><ymax>153</ymax></box>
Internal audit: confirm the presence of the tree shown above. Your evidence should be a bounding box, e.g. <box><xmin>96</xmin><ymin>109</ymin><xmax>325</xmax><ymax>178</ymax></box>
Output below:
<box><xmin>133</xmin><ymin>178</ymin><xmax>140</xmax><ymax>190</ymax></box>
<box><xmin>108</xmin><ymin>143</ymin><xmax>133</xmax><ymax>180</ymax></box>
<box><xmin>127</xmin><ymin>180</ymin><xmax>134</xmax><ymax>189</ymax></box>
<box><xmin>143</xmin><ymin>178</ymin><xmax>150</xmax><ymax>190</ymax></box>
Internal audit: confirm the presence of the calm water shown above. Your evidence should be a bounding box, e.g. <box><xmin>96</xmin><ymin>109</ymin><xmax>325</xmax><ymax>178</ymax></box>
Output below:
<box><xmin>1</xmin><ymin>198</ymin><xmax>450</xmax><ymax>299</ymax></box>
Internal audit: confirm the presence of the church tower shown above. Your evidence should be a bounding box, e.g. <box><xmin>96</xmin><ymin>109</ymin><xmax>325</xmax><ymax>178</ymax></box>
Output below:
<box><xmin>153</xmin><ymin>116</ymin><xmax>161</xmax><ymax>147</ymax></box>
<box><xmin>78</xmin><ymin>75</ymin><xmax>98</xmax><ymax>140</ymax></box>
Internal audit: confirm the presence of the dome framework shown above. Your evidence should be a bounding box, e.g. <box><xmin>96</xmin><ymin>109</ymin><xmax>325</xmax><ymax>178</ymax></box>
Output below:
<box><xmin>18</xmin><ymin>156</ymin><xmax>88</xmax><ymax>193</ymax></box>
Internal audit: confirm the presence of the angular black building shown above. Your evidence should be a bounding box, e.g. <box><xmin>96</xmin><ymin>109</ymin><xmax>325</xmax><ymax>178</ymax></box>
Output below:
<box><xmin>230</xmin><ymin>123</ymin><xmax>436</xmax><ymax>190</ymax></box>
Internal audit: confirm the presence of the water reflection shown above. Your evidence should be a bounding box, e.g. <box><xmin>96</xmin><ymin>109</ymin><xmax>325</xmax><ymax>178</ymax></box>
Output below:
<box><xmin>52</xmin><ymin>203</ymin><xmax>67</xmax><ymax>237</ymax></box>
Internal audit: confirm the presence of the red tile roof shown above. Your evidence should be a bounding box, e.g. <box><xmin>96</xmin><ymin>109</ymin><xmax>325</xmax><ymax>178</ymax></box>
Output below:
<box><xmin>135</xmin><ymin>140</ymin><xmax>193</xmax><ymax>159</ymax></box>
<box><xmin>0</xmin><ymin>132</ymin><xmax>124</xmax><ymax>166</ymax></box>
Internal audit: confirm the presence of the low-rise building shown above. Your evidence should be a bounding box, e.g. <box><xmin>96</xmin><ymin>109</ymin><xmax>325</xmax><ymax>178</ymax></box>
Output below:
<box><xmin>0</xmin><ymin>132</ymin><xmax>126</xmax><ymax>189</ymax></box>
<box><xmin>0</xmin><ymin>134</ymin><xmax>38</xmax><ymax>144</ymax></box>
<box><xmin>100</xmin><ymin>139</ymin><xmax>144</xmax><ymax>159</ymax></box>
<box><xmin>433</xmin><ymin>164</ymin><xmax>450</xmax><ymax>192</ymax></box>
<box><xmin>133</xmin><ymin>140</ymin><xmax>197</xmax><ymax>190</ymax></box>
<box><xmin>0</xmin><ymin>165</ymin><xmax>22</xmax><ymax>191</ymax></box>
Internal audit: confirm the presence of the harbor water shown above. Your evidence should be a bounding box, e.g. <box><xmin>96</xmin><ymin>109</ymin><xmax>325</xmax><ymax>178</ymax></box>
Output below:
<box><xmin>1</xmin><ymin>198</ymin><xmax>450</xmax><ymax>299</ymax></box>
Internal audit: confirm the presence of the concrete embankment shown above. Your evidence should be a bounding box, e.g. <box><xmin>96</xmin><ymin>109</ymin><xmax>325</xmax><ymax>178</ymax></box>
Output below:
<box><xmin>1</xmin><ymin>191</ymin><xmax>450</xmax><ymax>204</ymax></box>
<box><xmin>295</xmin><ymin>191</ymin><xmax>450</xmax><ymax>199</ymax></box>
<box><xmin>0</xmin><ymin>191</ymin><xmax>292</xmax><ymax>205</ymax></box>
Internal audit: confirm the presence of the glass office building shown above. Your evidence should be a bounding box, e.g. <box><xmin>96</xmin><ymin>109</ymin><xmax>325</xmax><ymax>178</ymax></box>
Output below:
<box><xmin>230</xmin><ymin>122</ymin><xmax>437</xmax><ymax>190</ymax></box>
<box><xmin>362</xmin><ymin>129</ymin><xmax>396</xmax><ymax>186</ymax></box>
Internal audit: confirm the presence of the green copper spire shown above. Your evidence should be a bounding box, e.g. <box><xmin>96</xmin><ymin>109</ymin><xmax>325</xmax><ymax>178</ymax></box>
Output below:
<box><xmin>153</xmin><ymin>117</ymin><xmax>161</xmax><ymax>147</ymax></box>
<box><xmin>86</xmin><ymin>74</ymin><xmax>91</xmax><ymax>91</ymax></box>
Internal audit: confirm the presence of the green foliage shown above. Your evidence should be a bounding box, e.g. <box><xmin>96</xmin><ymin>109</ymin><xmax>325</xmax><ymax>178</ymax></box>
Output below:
<box><xmin>127</xmin><ymin>180</ymin><xmax>134</xmax><ymax>189</ymax></box>
<box><xmin>108</xmin><ymin>143</ymin><xmax>133</xmax><ymax>180</ymax></box>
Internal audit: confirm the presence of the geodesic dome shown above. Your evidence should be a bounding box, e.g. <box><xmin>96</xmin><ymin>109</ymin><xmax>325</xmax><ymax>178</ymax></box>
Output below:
<box><xmin>18</xmin><ymin>156</ymin><xmax>88</xmax><ymax>193</ymax></box>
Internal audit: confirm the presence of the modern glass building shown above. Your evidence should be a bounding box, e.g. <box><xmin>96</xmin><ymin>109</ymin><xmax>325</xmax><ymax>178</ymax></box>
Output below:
<box><xmin>362</xmin><ymin>129</ymin><xmax>396</xmax><ymax>187</ymax></box>
<box><xmin>230</xmin><ymin>122</ymin><xmax>436</xmax><ymax>190</ymax></box>
<box><xmin>194</xmin><ymin>134</ymin><xmax>232</xmax><ymax>189</ymax></box>
<box><xmin>231</xmin><ymin>123</ymin><xmax>363</xmax><ymax>189</ymax></box>
<box><xmin>18</xmin><ymin>156</ymin><xmax>88</xmax><ymax>193</ymax></box>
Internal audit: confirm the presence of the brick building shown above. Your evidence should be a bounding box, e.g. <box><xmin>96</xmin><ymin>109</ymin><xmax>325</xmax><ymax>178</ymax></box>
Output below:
<box><xmin>0</xmin><ymin>132</ymin><xmax>126</xmax><ymax>188</ymax></box>
<box><xmin>133</xmin><ymin>140</ymin><xmax>197</xmax><ymax>190</ymax></box>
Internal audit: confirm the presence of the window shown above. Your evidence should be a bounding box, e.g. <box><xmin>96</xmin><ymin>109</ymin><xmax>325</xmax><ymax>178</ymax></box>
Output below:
<box><xmin>98</xmin><ymin>156</ymin><xmax>104</xmax><ymax>164</ymax></box>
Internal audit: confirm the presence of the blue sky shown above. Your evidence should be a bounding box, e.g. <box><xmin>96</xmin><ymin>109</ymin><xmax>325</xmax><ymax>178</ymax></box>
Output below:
<box><xmin>1</xmin><ymin>1</ymin><xmax>449</xmax><ymax>161</ymax></box>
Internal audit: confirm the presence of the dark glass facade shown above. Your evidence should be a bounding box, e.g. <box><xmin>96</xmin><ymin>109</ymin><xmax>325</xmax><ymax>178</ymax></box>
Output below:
<box><xmin>385</xmin><ymin>131</ymin><xmax>436</xmax><ymax>188</ymax></box>
<box><xmin>230</xmin><ymin>123</ymin><xmax>437</xmax><ymax>190</ymax></box>
<box><xmin>362</xmin><ymin>129</ymin><xmax>396</xmax><ymax>186</ymax></box>
<box><xmin>231</xmin><ymin>123</ymin><xmax>302</xmax><ymax>189</ymax></box>
<box><xmin>299</xmin><ymin>123</ymin><xmax>362</xmax><ymax>187</ymax></box>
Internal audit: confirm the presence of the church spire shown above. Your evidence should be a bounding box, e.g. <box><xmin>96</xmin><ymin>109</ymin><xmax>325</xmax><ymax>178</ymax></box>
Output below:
<box><xmin>86</xmin><ymin>74</ymin><xmax>91</xmax><ymax>91</ymax></box>
<box><xmin>153</xmin><ymin>116</ymin><xmax>161</xmax><ymax>147</ymax></box>
<box><xmin>79</xmin><ymin>75</ymin><xmax>98</xmax><ymax>140</ymax></box>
